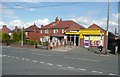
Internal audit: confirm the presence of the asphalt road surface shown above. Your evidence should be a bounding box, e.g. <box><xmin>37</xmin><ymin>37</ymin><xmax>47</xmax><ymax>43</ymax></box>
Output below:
<box><xmin>1</xmin><ymin>46</ymin><xmax>118</xmax><ymax>75</ymax></box>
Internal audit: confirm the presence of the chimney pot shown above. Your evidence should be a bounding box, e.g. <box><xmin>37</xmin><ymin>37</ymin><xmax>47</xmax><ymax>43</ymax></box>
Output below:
<box><xmin>60</xmin><ymin>18</ymin><xmax>62</xmax><ymax>21</ymax></box>
<box><xmin>55</xmin><ymin>17</ymin><xmax>59</xmax><ymax>22</ymax></box>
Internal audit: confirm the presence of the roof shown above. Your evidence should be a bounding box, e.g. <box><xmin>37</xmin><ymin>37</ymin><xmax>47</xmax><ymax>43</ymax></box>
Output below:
<box><xmin>25</xmin><ymin>23</ymin><xmax>40</xmax><ymax>32</ymax></box>
<box><xmin>87</xmin><ymin>23</ymin><xmax>106</xmax><ymax>31</ymax></box>
<box><xmin>65</xmin><ymin>27</ymin><xmax>80</xmax><ymax>32</ymax></box>
<box><xmin>41</xmin><ymin>20</ymin><xmax>85</xmax><ymax>29</ymax></box>
<box><xmin>1</xmin><ymin>25</ymin><xmax>12</xmax><ymax>33</ymax></box>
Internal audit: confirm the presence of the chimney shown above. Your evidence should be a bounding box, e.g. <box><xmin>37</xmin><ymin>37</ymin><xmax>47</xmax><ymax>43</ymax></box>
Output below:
<box><xmin>15</xmin><ymin>26</ymin><xmax>18</xmax><ymax>32</ymax></box>
<box><xmin>3</xmin><ymin>25</ymin><xmax>7</xmax><ymax>28</ymax></box>
<box><xmin>55</xmin><ymin>17</ymin><xmax>59</xmax><ymax>22</ymax></box>
<box><xmin>34</xmin><ymin>23</ymin><xmax>36</xmax><ymax>26</ymax></box>
<box><xmin>60</xmin><ymin>18</ymin><xmax>62</xmax><ymax>21</ymax></box>
<box><xmin>41</xmin><ymin>25</ymin><xmax>43</xmax><ymax>28</ymax></box>
<box><xmin>22</xmin><ymin>27</ymin><xmax>24</xmax><ymax>31</ymax></box>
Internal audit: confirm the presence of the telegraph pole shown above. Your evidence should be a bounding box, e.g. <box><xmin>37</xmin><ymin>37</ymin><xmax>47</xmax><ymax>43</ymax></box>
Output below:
<box><xmin>105</xmin><ymin>0</ymin><xmax>110</xmax><ymax>54</ymax></box>
<box><xmin>21</xmin><ymin>27</ymin><xmax>23</xmax><ymax>47</ymax></box>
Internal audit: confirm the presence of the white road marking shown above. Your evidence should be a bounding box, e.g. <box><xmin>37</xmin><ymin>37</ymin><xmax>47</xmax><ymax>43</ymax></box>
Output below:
<box><xmin>78</xmin><ymin>68</ymin><xmax>87</xmax><ymax>71</ymax></box>
<box><xmin>67</xmin><ymin>66</ymin><xmax>75</xmax><ymax>69</ymax></box>
<box><xmin>39</xmin><ymin>61</ymin><xmax>45</xmax><ymax>64</ymax></box>
<box><xmin>25</xmin><ymin>59</ymin><xmax>30</xmax><ymax>61</ymax></box>
<box><xmin>46</xmin><ymin>63</ymin><xmax>53</xmax><ymax>65</ymax></box>
<box><xmin>11</xmin><ymin>56</ymin><xmax>14</xmax><ymax>58</ymax></box>
<box><xmin>64</xmin><ymin>57</ymin><xmax>99</xmax><ymax>62</ymax></box>
<box><xmin>108</xmin><ymin>73</ymin><xmax>117</xmax><ymax>75</ymax></box>
<box><xmin>0</xmin><ymin>55</ymin><xmax>2</xmax><ymax>57</ymax></box>
<box><xmin>3</xmin><ymin>55</ymin><xmax>6</xmax><ymax>57</ymax></box>
<box><xmin>98</xmin><ymin>71</ymin><xmax>103</xmax><ymax>74</ymax></box>
<box><xmin>77</xmin><ymin>58</ymin><xmax>100</xmax><ymax>62</ymax></box>
<box><xmin>32</xmin><ymin>60</ymin><xmax>38</xmax><ymax>63</ymax></box>
<box><xmin>64</xmin><ymin>57</ymin><xmax>75</xmax><ymax>59</ymax></box>
<box><xmin>7</xmin><ymin>56</ymin><xmax>10</xmax><ymax>57</ymax></box>
<box><xmin>92</xmin><ymin>70</ymin><xmax>98</xmax><ymax>73</ymax></box>
<box><xmin>21</xmin><ymin>58</ymin><xmax>25</xmax><ymax>60</ymax></box>
<box><xmin>57</xmin><ymin>65</ymin><xmax>63</xmax><ymax>67</ymax></box>
<box><xmin>15</xmin><ymin>57</ymin><xmax>19</xmax><ymax>59</ymax></box>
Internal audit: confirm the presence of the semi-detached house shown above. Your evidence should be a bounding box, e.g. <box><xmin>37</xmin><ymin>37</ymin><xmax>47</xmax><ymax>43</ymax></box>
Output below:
<box><xmin>39</xmin><ymin>17</ymin><xmax>85</xmax><ymax>48</ymax></box>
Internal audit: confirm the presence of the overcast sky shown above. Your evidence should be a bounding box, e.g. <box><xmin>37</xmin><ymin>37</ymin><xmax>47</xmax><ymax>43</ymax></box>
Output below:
<box><xmin>0</xmin><ymin>1</ymin><xmax>119</xmax><ymax>34</ymax></box>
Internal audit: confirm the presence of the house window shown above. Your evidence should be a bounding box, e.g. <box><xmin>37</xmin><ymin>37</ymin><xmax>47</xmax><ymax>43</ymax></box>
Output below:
<box><xmin>54</xmin><ymin>29</ymin><xmax>58</xmax><ymax>34</ymax></box>
<box><xmin>45</xmin><ymin>29</ymin><xmax>49</xmax><ymax>34</ymax></box>
<box><xmin>40</xmin><ymin>30</ymin><xmax>42</xmax><ymax>34</ymax></box>
<box><xmin>25</xmin><ymin>32</ymin><xmax>28</xmax><ymax>36</ymax></box>
<box><xmin>62</xmin><ymin>29</ymin><xmax>64</xmax><ymax>33</ymax></box>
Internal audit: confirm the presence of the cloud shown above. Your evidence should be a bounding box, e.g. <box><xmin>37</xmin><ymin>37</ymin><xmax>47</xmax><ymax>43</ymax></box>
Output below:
<box><xmin>0</xmin><ymin>18</ymin><xmax>50</xmax><ymax>29</ymax></box>
<box><xmin>71</xmin><ymin>13</ymin><xmax>118</xmax><ymax>34</ymax></box>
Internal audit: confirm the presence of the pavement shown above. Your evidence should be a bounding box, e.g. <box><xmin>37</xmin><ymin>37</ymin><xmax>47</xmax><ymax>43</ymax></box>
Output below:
<box><xmin>1</xmin><ymin>46</ymin><xmax>118</xmax><ymax>75</ymax></box>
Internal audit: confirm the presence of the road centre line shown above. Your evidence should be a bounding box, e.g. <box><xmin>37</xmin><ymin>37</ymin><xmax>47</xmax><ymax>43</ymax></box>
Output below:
<box><xmin>67</xmin><ymin>66</ymin><xmax>75</xmax><ymax>69</ymax></box>
<box><xmin>21</xmin><ymin>58</ymin><xmax>25</xmax><ymax>60</ymax></box>
<box><xmin>25</xmin><ymin>59</ymin><xmax>30</xmax><ymax>61</ymax></box>
<box><xmin>46</xmin><ymin>63</ymin><xmax>53</xmax><ymax>65</ymax></box>
<box><xmin>78</xmin><ymin>68</ymin><xmax>87</xmax><ymax>71</ymax></box>
<box><xmin>3</xmin><ymin>54</ymin><xmax>116</xmax><ymax>75</ymax></box>
<box><xmin>39</xmin><ymin>61</ymin><xmax>45</xmax><ymax>64</ymax></box>
<box><xmin>3</xmin><ymin>55</ymin><xmax>6</xmax><ymax>57</ymax></box>
<box><xmin>56</xmin><ymin>65</ymin><xmax>63</xmax><ymax>67</ymax></box>
<box><xmin>108</xmin><ymin>73</ymin><xmax>117</xmax><ymax>75</ymax></box>
<box><xmin>32</xmin><ymin>60</ymin><xmax>38</xmax><ymax>63</ymax></box>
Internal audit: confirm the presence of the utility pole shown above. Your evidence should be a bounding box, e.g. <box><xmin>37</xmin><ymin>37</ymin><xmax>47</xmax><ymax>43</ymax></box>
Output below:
<box><xmin>105</xmin><ymin>0</ymin><xmax>110</xmax><ymax>54</ymax></box>
<box><xmin>21</xmin><ymin>27</ymin><xmax>23</xmax><ymax>47</ymax></box>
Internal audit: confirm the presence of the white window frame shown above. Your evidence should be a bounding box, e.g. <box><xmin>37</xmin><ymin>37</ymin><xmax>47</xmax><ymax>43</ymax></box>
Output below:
<box><xmin>54</xmin><ymin>29</ymin><xmax>58</xmax><ymax>34</ymax></box>
<box><xmin>40</xmin><ymin>30</ymin><xmax>42</xmax><ymax>34</ymax></box>
<box><xmin>62</xmin><ymin>29</ymin><xmax>64</xmax><ymax>33</ymax></box>
<box><xmin>45</xmin><ymin>29</ymin><xmax>49</xmax><ymax>34</ymax></box>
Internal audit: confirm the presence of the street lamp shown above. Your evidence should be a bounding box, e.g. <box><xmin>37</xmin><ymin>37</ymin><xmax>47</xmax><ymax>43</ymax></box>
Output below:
<box><xmin>105</xmin><ymin>0</ymin><xmax>110</xmax><ymax>54</ymax></box>
<box><xmin>21</xmin><ymin>27</ymin><xmax>24</xmax><ymax>47</ymax></box>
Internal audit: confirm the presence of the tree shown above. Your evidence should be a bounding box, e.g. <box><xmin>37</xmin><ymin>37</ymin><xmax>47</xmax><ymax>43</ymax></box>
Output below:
<box><xmin>0</xmin><ymin>33</ymin><xmax>2</xmax><ymax>42</ymax></box>
<box><xmin>2</xmin><ymin>33</ymin><xmax>10</xmax><ymax>43</ymax></box>
<box><xmin>13</xmin><ymin>32</ymin><xmax>20</xmax><ymax>42</ymax></box>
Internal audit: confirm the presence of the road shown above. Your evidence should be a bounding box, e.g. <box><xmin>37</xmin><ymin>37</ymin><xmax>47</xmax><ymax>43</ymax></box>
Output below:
<box><xmin>1</xmin><ymin>46</ymin><xmax>118</xmax><ymax>75</ymax></box>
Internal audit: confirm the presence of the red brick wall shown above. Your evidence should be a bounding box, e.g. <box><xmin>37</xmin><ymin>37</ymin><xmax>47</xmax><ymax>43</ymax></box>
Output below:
<box><xmin>88</xmin><ymin>24</ymin><xmax>107</xmax><ymax>48</ymax></box>
<box><xmin>40</xmin><ymin>28</ymin><xmax>63</xmax><ymax>38</ymax></box>
<box><xmin>80</xmin><ymin>38</ymin><xmax>84</xmax><ymax>47</ymax></box>
<box><xmin>28</xmin><ymin>32</ymin><xmax>40</xmax><ymax>41</ymax></box>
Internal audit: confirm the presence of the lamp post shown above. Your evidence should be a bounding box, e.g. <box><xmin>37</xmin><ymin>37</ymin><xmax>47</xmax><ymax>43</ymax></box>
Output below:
<box><xmin>105</xmin><ymin>0</ymin><xmax>110</xmax><ymax>54</ymax></box>
<box><xmin>21</xmin><ymin>27</ymin><xmax>24</xmax><ymax>47</ymax></box>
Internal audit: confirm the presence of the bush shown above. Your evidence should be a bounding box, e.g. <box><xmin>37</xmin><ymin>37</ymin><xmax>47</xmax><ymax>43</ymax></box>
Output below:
<box><xmin>43</xmin><ymin>41</ymin><xmax>49</xmax><ymax>46</ymax></box>
<box><xmin>2</xmin><ymin>33</ymin><xmax>10</xmax><ymax>43</ymax></box>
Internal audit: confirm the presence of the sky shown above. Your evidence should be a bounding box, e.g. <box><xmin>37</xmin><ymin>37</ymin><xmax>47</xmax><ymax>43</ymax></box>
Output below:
<box><xmin>0</xmin><ymin>2</ymin><xmax>119</xmax><ymax>34</ymax></box>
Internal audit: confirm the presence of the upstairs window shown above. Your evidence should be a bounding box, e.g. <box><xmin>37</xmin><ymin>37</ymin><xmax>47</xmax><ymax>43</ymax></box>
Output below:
<box><xmin>54</xmin><ymin>29</ymin><xmax>58</xmax><ymax>34</ymax></box>
<box><xmin>45</xmin><ymin>29</ymin><xmax>49</xmax><ymax>34</ymax></box>
<box><xmin>40</xmin><ymin>30</ymin><xmax>42</xmax><ymax>34</ymax></box>
<box><xmin>62</xmin><ymin>29</ymin><xmax>64</xmax><ymax>33</ymax></box>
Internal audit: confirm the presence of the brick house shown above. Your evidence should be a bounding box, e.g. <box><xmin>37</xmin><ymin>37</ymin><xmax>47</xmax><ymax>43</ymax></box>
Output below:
<box><xmin>0</xmin><ymin>25</ymin><xmax>12</xmax><ymax>35</ymax></box>
<box><xmin>25</xmin><ymin>23</ymin><xmax>40</xmax><ymax>41</ymax></box>
<box><xmin>40</xmin><ymin>17</ymin><xmax>85</xmax><ymax>48</ymax></box>
<box><xmin>83</xmin><ymin>23</ymin><xmax>107</xmax><ymax>48</ymax></box>
<box><xmin>65</xmin><ymin>23</ymin><xmax>117</xmax><ymax>49</ymax></box>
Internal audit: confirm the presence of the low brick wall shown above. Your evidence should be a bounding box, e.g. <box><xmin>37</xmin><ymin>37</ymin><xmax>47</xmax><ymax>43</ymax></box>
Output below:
<box><xmin>2</xmin><ymin>43</ymin><xmax>7</xmax><ymax>46</ymax></box>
